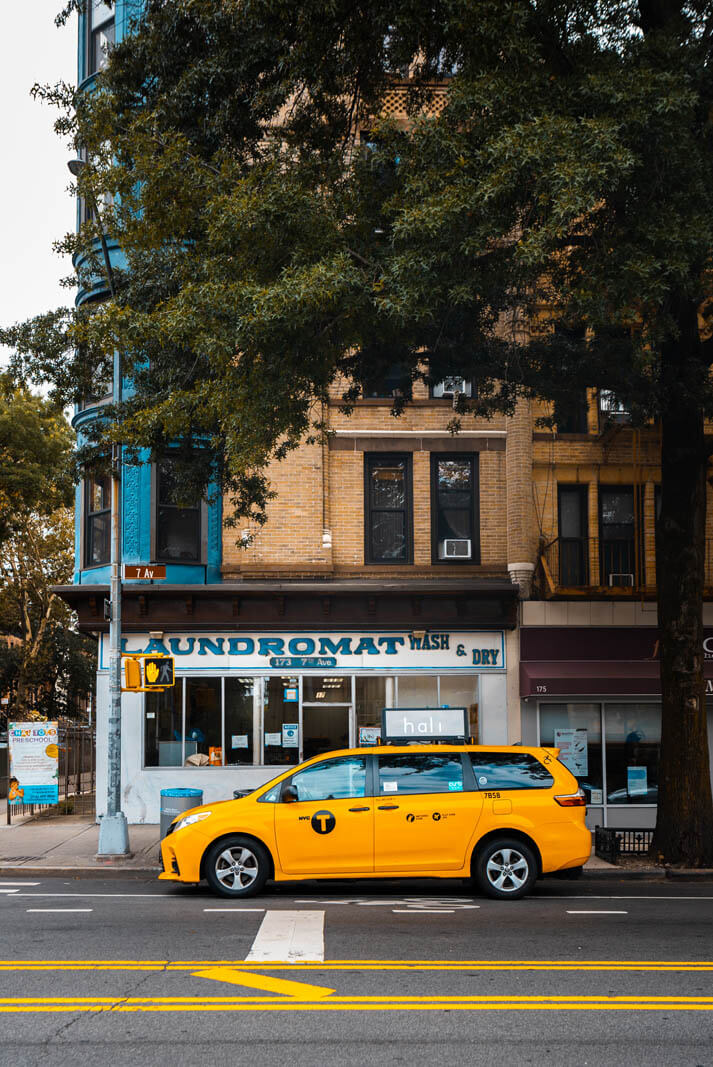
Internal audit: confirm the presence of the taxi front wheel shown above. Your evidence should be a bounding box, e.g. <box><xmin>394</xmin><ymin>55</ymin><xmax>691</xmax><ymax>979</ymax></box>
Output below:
<box><xmin>474</xmin><ymin>838</ymin><xmax>537</xmax><ymax>901</ymax></box>
<box><xmin>204</xmin><ymin>836</ymin><xmax>270</xmax><ymax>898</ymax></box>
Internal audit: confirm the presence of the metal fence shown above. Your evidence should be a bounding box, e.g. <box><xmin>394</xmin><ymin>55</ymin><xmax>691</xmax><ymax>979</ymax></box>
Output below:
<box><xmin>595</xmin><ymin>825</ymin><xmax>654</xmax><ymax>864</ymax></box>
<box><xmin>2</xmin><ymin>723</ymin><xmax>95</xmax><ymax>824</ymax></box>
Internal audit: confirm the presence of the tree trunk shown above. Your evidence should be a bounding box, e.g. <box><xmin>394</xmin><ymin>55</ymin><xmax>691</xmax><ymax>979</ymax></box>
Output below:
<box><xmin>653</xmin><ymin>299</ymin><xmax>713</xmax><ymax>866</ymax></box>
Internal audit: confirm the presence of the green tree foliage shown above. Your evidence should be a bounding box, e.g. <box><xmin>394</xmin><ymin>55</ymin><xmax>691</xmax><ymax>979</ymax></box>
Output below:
<box><xmin>0</xmin><ymin>508</ymin><xmax>95</xmax><ymax>726</ymax></box>
<box><xmin>3</xmin><ymin>0</ymin><xmax>713</xmax><ymax>861</ymax></box>
<box><xmin>0</xmin><ymin>374</ymin><xmax>74</xmax><ymax>544</ymax></box>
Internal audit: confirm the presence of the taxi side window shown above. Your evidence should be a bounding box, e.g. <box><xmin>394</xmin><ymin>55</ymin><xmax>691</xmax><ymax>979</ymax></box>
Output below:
<box><xmin>289</xmin><ymin>756</ymin><xmax>367</xmax><ymax>802</ymax></box>
<box><xmin>470</xmin><ymin>753</ymin><xmax>554</xmax><ymax>790</ymax></box>
<box><xmin>377</xmin><ymin>755</ymin><xmax>464</xmax><ymax>795</ymax></box>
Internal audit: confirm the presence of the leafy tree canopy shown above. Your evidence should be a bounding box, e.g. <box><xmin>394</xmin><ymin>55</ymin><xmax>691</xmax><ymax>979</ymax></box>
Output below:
<box><xmin>8</xmin><ymin>0</ymin><xmax>713</xmax><ymax>517</ymax></box>
<box><xmin>0</xmin><ymin>374</ymin><xmax>74</xmax><ymax>543</ymax></box>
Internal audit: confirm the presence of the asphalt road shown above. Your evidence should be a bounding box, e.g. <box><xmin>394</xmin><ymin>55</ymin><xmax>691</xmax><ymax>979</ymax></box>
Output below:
<box><xmin>0</xmin><ymin>873</ymin><xmax>712</xmax><ymax>1066</ymax></box>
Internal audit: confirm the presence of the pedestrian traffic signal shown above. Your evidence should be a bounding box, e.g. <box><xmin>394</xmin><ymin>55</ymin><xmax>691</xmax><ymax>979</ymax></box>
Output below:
<box><xmin>143</xmin><ymin>655</ymin><xmax>175</xmax><ymax>689</ymax></box>
<box><xmin>124</xmin><ymin>658</ymin><xmax>142</xmax><ymax>691</ymax></box>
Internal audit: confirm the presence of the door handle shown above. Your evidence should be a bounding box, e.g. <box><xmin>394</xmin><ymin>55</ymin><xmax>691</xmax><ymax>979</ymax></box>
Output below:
<box><xmin>377</xmin><ymin>804</ymin><xmax>399</xmax><ymax>810</ymax></box>
<box><xmin>348</xmin><ymin>806</ymin><xmax>370</xmax><ymax>812</ymax></box>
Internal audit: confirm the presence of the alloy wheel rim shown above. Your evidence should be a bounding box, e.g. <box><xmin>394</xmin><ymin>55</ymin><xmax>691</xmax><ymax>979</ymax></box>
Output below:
<box><xmin>485</xmin><ymin>847</ymin><xmax>529</xmax><ymax>892</ymax></box>
<box><xmin>215</xmin><ymin>846</ymin><xmax>259</xmax><ymax>890</ymax></box>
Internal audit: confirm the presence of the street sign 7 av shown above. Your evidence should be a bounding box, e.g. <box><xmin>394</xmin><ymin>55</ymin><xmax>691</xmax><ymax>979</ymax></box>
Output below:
<box><xmin>123</xmin><ymin>564</ymin><xmax>167</xmax><ymax>580</ymax></box>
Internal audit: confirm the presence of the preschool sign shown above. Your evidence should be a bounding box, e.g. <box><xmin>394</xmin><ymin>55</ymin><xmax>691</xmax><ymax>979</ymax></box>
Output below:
<box><xmin>107</xmin><ymin>630</ymin><xmax>506</xmax><ymax>672</ymax></box>
<box><xmin>8</xmin><ymin>721</ymin><xmax>59</xmax><ymax>805</ymax></box>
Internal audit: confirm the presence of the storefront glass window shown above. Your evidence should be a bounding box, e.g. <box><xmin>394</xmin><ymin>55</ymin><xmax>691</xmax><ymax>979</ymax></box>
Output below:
<box><xmin>439</xmin><ymin>676</ymin><xmax>479</xmax><ymax>740</ymax></box>
<box><xmin>144</xmin><ymin>680</ymin><xmax>184</xmax><ymax>767</ymax></box>
<box><xmin>539</xmin><ymin>702</ymin><xmax>603</xmax><ymax>804</ymax></box>
<box><xmin>605</xmin><ymin>703</ymin><xmax>660</xmax><ymax>804</ymax></box>
<box><xmin>185</xmin><ymin>678</ymin><xmax>222</xmax><ymax>766</ymax></box>
<box><xmin>355</xmin><ymin>676</ymin><xmax>388</xmax><ymax>739</ymax></box>
<box><xmin>263</xmin><ymin>677</ymin><xmax>300</xmax><ymax>766</ymax></box>
<box><xmin>225</xmin><ymin>677</ymin><xmax>254</xmax><ymax>765</ymax></box>
<box><xmin>398</xmin><ymin>675</ymin><xmax>438</xmax><ymax>707</ymax></box>
<box><xmin>303</xmin><ymin>676</ymin><xmax>351</xmax><ymax>702</ymax></box>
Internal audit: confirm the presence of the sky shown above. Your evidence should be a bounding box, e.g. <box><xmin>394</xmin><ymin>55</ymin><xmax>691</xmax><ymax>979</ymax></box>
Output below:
<box><xmin>0</xmin><ymin>1</ymin><xmax>77</xmax><ymax>363</ymax></box>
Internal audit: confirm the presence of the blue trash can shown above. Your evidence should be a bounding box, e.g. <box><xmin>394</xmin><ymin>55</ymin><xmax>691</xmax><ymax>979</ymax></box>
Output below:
<box><xmin>160</xmin><ymin>787</ymin><xmax>203</xmax><ymax>838</ymax></box>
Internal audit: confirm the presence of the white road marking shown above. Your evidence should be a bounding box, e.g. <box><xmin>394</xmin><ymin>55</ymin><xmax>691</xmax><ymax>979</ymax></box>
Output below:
<box><xmin>203</xmin><ymin>908</ymin><xmax>265</xmax><ymax>913</ymax></box>
<box><xmin>538</xmin><ymin>895</ymin><xmax>713</xmax><ymax>901</ymax></box>
<box><xmin>566</xmin><ymin>910</ymin><xmax>629</xmax><ymax>915</ymax></box>
<box><xmin>392</xmin><ymin>909</ymin><xmax>454</xmax><ymax>914</ymax></box>
<box><xmin>26</xmin><ymin>908</ymin><xmax>93</xmax><ymax>913</ymax></box>
<box><xmin>0</xmin><ymin>890</ymin><xmax>20</xmax><ymax>895</ymax></box>
<box><xmin>0</xmin><ymin>882</ymin><xmax>40</xmax><ymax>887</ymax></box>
<box><xmin>246</xmin><ymin>910</ymin><xmax>325</xmax><ymax>963</ymax></box>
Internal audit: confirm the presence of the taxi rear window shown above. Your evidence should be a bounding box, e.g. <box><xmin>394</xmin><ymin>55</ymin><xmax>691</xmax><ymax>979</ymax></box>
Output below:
<box><xmin>469</xmin><ymin>753</ymin><xmax>554</xmax><ymax>790</ymax></box>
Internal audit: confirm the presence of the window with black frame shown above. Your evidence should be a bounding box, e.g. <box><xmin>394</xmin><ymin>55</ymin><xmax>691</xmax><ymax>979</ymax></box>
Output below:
<box><xmin>156</xmin><ymin>460</ymin><xmax>202</xmax><ymax>563</ymax></box>
<box><xmin>87</xmin><ymin>0</ymin><xmax>115</xmax><ymax>76</ymax></box>
<box><xmin>365</xmin><ymin>454</ymin><xmax>412</xmax><ymax>563</ymax></box>
<box><xmin>431</xmin><ymin>454</ymin><xmax>479</xmax><ymax>562</ymax></box>
<box><xmin>85</xmin><ymin>474</ymin><xmax>111</xmax><ymax>566</ymax></box>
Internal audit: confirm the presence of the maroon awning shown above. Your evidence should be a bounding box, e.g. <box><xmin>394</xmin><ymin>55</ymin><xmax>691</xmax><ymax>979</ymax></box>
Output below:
<box><xmin>520</xmin><ymin>659</ymin><xmax>663</xmax><ymax>697</ymax></box>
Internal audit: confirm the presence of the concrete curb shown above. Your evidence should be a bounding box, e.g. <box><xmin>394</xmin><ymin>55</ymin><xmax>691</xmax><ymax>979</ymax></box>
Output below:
<box><xmin>0</xmin><ymin>865</ymin><xmax>160</xmax><ymax>879</ymax></box>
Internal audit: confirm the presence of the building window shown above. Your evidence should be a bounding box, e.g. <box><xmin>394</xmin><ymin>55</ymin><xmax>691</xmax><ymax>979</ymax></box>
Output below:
<box><xmin>365</xmin><ymin>454</ymin><xmax>412</xmax><ymax>563</ymax></box>
<box><xmin>555</xmin><ymin>391</ymin><xmax>589</xmax><ymax>434</ymax></box>
<box><xmin>599</xmin><ymin>486</ymin><xmax>643</xmax><ymax>585</ymax></box>
<box><xmin>431</xmin><ymin>454</ymin><xmax>479</xmax><ymax>563</ymax></box>
<box><xmin>87</xmin><ymin>0</ymin><xmax>115</xmax><ymax>76</ymax></box>
<box><xmin>539</xmin><ymin>702</ymin><xmax>603</xmax><ymax>805</ymax></box>
<box><xmin>85</xmin><ymin>474</ymin><xmax>111</xmax><ymax>566</ymax></box>
<box><xmin>557</xmin><ymin>485</ymin><xmax>588</xmax><ymax>585</ymax></box>
<box><xmin>605</xmin><ymin>703</ymin><xmax>660</xmax><ymax>805</ymax></box>
<box><xmin>156</xmin><ymin>460</ymin><xmax>202</xmax><ymax>563</ymax></box>
<box><xmin>431</xmin><ymin>377</ymin><xmax>473</xmax><ymax>399</ymax></box>
<box><xmin>362</xmin><ymin>363</ymin><xmax>412</xmax><ymax>400</ymax></box>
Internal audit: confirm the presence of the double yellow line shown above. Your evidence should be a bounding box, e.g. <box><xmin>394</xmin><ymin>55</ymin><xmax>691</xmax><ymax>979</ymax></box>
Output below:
<box><xmin>2</xmin><ymin>995</ymin><xmax>713</xmax><ymax>1014</ymax></box>
<box><xmin>1</xmin><ymin>959</ymin><xmax>712</xmax><ymax>973</ymax></box>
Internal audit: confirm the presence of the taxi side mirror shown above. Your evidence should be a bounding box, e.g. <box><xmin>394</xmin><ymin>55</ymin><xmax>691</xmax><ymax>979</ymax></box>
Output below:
<box><xmin>282</xmin><ymin>784</ymin><xmax>299</xmax><ymax>804</ymax></box>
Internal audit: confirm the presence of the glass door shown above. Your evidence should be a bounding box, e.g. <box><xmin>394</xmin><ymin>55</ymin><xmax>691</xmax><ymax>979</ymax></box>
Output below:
<box><xmin>301</xmin><ymin>676</ymin><xmax>354</xmax><ymax>760</ymax></box>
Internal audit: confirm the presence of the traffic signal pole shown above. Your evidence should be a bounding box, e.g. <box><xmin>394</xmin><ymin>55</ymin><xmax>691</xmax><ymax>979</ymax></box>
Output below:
<box><xmin>96</xmin><ymin>293</ymin><xmax>130</xmax><ymax>858</ymax></box>
<box><xmin>96</xmin><ymin>435</ymin><xmax>131</xmax><ymax>858</ymax></box>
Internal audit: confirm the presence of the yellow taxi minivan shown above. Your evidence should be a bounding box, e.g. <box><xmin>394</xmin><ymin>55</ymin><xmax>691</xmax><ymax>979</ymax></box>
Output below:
<box><xmin>159</xmin><ymin>744</ymin><xmax>590</xmax><ymax>900</ymax></box>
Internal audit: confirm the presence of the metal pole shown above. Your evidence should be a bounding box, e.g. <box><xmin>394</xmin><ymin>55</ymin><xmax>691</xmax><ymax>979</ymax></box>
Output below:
<box><xmin>88</xmin><ymin>186</ymin><xmax>130</xmax><ymax>857</ymax></box>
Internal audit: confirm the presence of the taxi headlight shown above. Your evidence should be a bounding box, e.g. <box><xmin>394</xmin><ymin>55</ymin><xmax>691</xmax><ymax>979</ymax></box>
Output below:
<box><xmin>173</xmin><ymin>810</ymin><xmax>212</xmax><ymax>832</ymax></box>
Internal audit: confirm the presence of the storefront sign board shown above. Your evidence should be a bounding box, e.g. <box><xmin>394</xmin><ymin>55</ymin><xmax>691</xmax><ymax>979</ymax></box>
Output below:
<box><xmin>554</xmin><ymin>728</ymin><xmax>589</xmax><ymax>776</ymax></box>
<box><xmin>8</xmin><ymin>721</ymin><xmax>59</xmax><ymax>805</ymax></box>
<box><xmin>359</xmin><ymin>726</ymin><xmax>381</xmax><ymax>746</ymax></box>
<box><xmin>112</xmin><ymin>630</ymin><xmax>506</xmax><ymax>672</ymax></box>
<box><xmin>627</xmin><ymin>766</ymin><xmax>648</xmax><ymax>796</ymax></box>
<box><xmin>282</xmin><ymin>724</ymin><xmax>299</xmax><ymax>748</ymax></box>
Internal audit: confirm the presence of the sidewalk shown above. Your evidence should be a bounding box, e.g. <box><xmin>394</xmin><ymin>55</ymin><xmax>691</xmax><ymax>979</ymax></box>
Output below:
<box><xmin>0</xmin><ymin>815</ymin><xmax>161</xmax><ymax>874</ymax></box>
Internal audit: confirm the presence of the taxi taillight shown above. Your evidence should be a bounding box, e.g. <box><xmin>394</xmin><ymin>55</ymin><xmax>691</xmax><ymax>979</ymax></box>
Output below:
<box><xmin>555</xmin><ymin>788</ymin><xmax>586</xmax><ymax>807</ymax></box>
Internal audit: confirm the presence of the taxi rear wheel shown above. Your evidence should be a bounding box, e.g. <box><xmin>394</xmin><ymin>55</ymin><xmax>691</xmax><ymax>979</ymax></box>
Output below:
<box><xmin>474</xmin><ymin>838</ymin><xmax>537</xmax><ymax>900</ymax></box>
<box><xmin>204</xmin><ymin>836</ymin><xmax>270</xmax><ymax>897</ymax></box>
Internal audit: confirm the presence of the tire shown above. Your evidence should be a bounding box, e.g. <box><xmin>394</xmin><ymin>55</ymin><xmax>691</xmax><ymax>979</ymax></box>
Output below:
<box><xmin>204</xmin><ymin>835</ymin><xmax>271</xmax><ymax>898</ymax></box>
<box><xmin>474</xmin><ymin>837</ymin><xmax>538</xmax><ymax>901</ymax></box>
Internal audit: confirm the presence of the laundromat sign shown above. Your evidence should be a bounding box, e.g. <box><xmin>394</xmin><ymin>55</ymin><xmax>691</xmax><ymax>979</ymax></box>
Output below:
<box><xmin>106</xmin><ymin>631</ymin><xmax>506</xmax><ymax>672</ymax></box>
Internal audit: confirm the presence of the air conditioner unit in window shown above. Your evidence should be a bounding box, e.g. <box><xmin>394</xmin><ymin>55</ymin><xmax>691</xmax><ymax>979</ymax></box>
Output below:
<box><xmin>608</xmin><ymin>573</ymin><xmax>634</xmax><ymax>587</ymax></box>
<box><xmin>433</xmin><ymin>377</ymin><xmax>472</xmax><ymax>398</ymax></box>
<box><xmin>443</xmin><ymin>538</ymin><xmax>472</xmax><ymax>558</ymax></box>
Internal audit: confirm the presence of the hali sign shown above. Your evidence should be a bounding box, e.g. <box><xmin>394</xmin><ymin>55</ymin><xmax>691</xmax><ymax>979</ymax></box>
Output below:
<box><xmin>8</xmin><ymin>721</ymin><xmax>59</xmax><ymax>805</ymax></box>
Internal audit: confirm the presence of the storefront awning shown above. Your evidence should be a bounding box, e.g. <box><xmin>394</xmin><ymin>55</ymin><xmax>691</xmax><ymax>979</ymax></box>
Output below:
<box><xmin>520</xmin><ymin>659</ymin><xmax>664</xmax><ymax>697</ymax></box>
